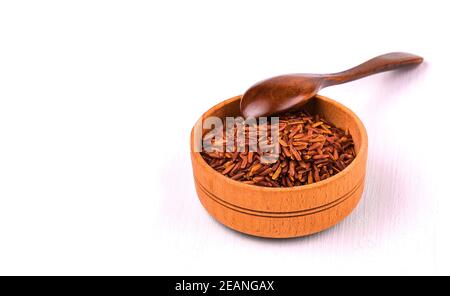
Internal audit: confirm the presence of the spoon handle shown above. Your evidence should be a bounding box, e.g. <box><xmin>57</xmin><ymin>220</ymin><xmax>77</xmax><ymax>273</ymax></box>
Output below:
<box><xmin>323</xmin><ymin>52</ymin><xmax>423</xmax><ymax>86</ymax></box>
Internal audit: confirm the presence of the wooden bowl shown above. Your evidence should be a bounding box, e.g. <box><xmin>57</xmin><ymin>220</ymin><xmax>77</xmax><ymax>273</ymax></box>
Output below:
<box><xmin>190</xmin><ymin>95</ymin><xmax>368</xmax><ymax>238</ymax></box>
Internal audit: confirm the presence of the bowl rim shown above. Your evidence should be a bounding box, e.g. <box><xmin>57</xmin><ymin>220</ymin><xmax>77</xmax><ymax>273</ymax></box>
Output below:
<box><xmin>190</xmin><ymin>94</ymin><xmax>368</xmax><ymax>192</ymax></box>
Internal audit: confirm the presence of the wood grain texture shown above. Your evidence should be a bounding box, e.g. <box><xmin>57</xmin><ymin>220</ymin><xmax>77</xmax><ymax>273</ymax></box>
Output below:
<box><xmin>190</xmin><ymin>95</ymin><xmax>368</xmax><ymax>238</ymax></box>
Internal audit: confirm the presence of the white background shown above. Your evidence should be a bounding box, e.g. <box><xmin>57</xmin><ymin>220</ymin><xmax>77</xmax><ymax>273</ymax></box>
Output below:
<box><xmin>0</xmin><ymin>0</ymin><xmax>449</xmax><ymax>275</ymax></box>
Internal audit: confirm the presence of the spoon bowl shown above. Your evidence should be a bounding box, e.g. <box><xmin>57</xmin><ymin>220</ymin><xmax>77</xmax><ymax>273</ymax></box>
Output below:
<box><xmin>241</xmin><ymin>74</ymin><xmax>324</xmax><ymax>118</ymax></box>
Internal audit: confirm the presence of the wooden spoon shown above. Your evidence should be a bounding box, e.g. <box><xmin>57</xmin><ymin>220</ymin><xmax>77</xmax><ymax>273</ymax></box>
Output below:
<box><xmin>240</xmin><ymin>52</ymin><xmax>423</xmax><ymax>118</ymax></box>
